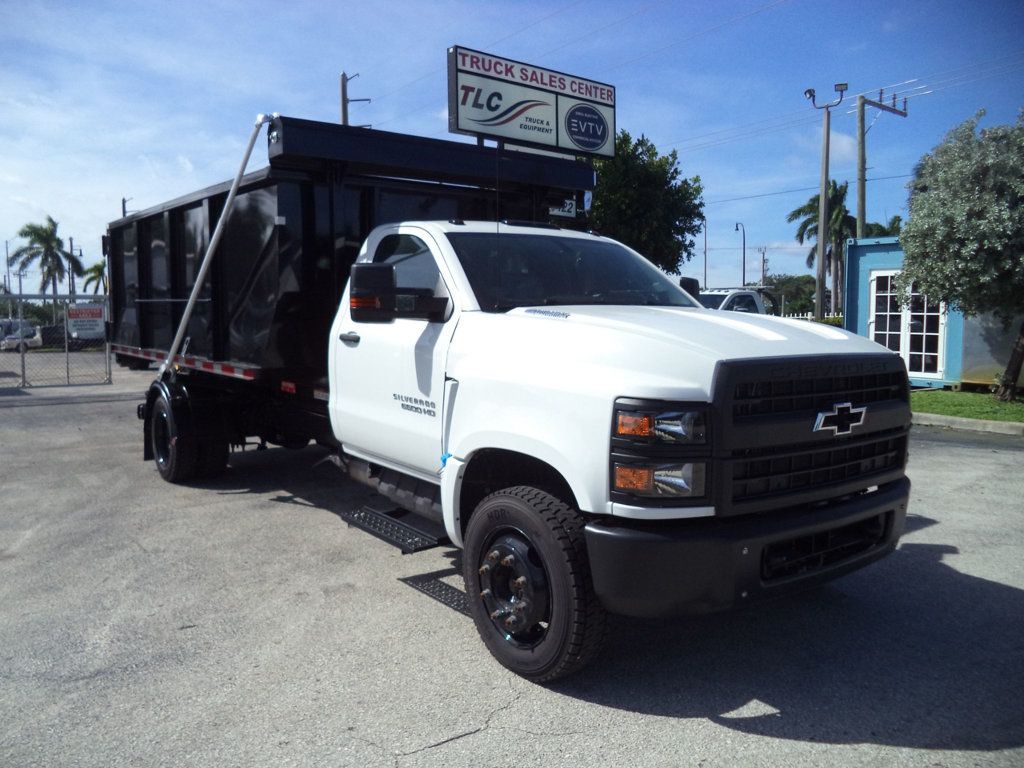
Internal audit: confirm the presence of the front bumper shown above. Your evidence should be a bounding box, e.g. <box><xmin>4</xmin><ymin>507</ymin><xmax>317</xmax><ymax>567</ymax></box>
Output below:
<box><xmin>584</xmin><ymin>477</ymin><xmax>910</xmax><ymax>617</ymax></box>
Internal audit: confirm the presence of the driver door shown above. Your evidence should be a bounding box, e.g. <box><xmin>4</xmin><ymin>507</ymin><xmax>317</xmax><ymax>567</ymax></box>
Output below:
<box><xmin>329</xmin><ymin>227</ymin><xmax>457</xmax><ymax>480</ymax></box>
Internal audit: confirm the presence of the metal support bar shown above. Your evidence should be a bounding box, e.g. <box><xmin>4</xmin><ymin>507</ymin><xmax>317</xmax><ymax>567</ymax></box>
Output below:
<box><xmin>160</xmin><ymin>113</ymin><xmax>276</xmax><ymax>377</ymax></box>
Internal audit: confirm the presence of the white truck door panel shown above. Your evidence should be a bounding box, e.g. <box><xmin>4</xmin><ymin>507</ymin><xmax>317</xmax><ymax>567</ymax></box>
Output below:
<box><xmin>329</xmin><ymin>229</ymin><xmax>456</xmax><ymax>478</ymax></box>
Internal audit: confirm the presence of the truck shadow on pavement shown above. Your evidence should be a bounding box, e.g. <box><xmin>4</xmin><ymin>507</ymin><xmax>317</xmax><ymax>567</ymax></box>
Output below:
<box><xmin>200</xmin><ymin>452</ymin><xmax>1023</xmax><ymax>752</ymax></box>
<box><xmin>554</xmin><ymin>537</ymin><xmax>1024</xmax><ymax>752</ymax></box>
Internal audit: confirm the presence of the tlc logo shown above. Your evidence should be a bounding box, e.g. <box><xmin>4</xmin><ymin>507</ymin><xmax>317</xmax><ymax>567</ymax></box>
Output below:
<box><xmin>459</xmin><ymin>86</ymin><xmax>502</xmax><ymax>111</ymax></box>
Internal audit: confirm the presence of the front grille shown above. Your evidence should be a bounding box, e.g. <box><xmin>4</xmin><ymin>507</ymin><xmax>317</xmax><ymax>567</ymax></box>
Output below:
<box><xmin>733</xmin><ymin>370</ymin><xmax>906</xmax><ymax>419</ymax></box>
<box><xmin>762</xmin><ymin>511</ymin><xmax>889</xmax><ymax>581</ymax></box>
<box><xmin>732</xmin><ymin>433</ymin><xmax>906</xmax><ymax>503</ymax></box>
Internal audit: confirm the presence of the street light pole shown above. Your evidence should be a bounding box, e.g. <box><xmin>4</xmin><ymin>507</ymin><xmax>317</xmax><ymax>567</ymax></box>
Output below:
<box><xmin>805</xmin><ymin>82</ymin><xmax>848</xmax><ymax>320</ymax></box>
<box><xmin>701</xmin><ymin>215</ymin><xmax>708</xmax><ymax>289</ymax></box>
<box><xmin>734</xmin><ymin>222</ymin><xmax>746</xmax><ymax>286</ymax></box>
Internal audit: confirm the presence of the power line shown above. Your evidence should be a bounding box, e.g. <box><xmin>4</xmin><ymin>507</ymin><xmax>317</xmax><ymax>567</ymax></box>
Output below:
<box><xmin>663</xmin><ymin>50</ymin><xmax>1024</xmax><ymax>155</ymax></box>
<box><xmin>705</xmin><ymin>174</ymin><xmax>911</xmax><ymax>206</ymax></box>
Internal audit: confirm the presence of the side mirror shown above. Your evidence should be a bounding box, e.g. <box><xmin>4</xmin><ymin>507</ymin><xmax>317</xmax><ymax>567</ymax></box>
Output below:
<box><xmin>350</xmin><ymin>263</ymin><xmax>450</xmax><ymax>323</ymax></box>
<box><xmin>679</xmin><ymin>277</ymin><xmax>701</xmax><ymax>297</ymax></box>
<box><xmin>350</xmin><ymin>264</ymin><xmax>397</xmax><ymax>323</ymax></box>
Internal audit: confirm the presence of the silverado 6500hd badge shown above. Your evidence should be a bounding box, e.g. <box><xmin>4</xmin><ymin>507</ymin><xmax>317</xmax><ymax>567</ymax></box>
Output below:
<box><xmin>394</xmin><ymin>393</ymin><xmax>437</xmax><ymax>418</ymax></box>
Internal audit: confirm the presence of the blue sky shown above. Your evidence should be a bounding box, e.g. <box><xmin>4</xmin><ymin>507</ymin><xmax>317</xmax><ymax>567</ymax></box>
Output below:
<box><xmin>2</xmin><ymin>0</ymin><xmax>1022</xmax><ymax>293</ymax></box>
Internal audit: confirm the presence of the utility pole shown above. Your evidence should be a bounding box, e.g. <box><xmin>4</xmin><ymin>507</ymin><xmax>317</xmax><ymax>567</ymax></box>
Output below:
<box><xmin>805</xmin><ymin>82</ymin><xmax>848</xmax><ymax>320</ymax></box>
<box><xmin>340</xmin><ymin>72</ymin><xmax>371</xmax><ymax>126</ymax></box>
<box><xmin>734</xmin><ymin>222</ymin><xmax>746</xmax><ymax>286</ymax></box>
<box><xmin>758</xmin><ymin>246</ymin><xmax>767</xmax><ymax>285</ymax></box>
<box><xmin>857</xmin><ymin>89</ymin><xmax>908</xmax><ymax>238</ymax></box>
<box><xmin>122</xmin><ymin>197</ymin><xmax>132</xmax><ymax>217</ymax></box>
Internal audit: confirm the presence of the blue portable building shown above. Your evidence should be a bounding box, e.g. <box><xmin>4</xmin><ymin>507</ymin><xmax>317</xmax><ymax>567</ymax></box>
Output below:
<box><xmin>844</xmin><ymin>237</ymin><xmax>1023</xmax><ymax>389</ymax></box>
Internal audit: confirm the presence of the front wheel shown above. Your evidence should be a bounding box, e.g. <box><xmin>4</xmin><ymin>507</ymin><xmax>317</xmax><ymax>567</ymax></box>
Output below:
<box><xmin>462</xmin><ymin>486</ymin><xmax>607</xmax><ymax>683</ymax></box>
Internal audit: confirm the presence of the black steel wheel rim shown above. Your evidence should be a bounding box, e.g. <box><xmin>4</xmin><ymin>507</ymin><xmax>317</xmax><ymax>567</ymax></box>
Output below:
<box><xmin>476</xmin><ymin>528</ymin><xmax>552</xmax><ymax>649</ymax></box>
<box><xmin>153</xmin><ymin>409</ymin><xmax>171</xmax><ymax>467</ymax></box>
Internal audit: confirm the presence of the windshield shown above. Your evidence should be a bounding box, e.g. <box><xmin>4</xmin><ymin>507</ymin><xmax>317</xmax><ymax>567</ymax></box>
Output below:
<box><xmin>698</xmin><ymin>294</ymin><xmax>726</xmax><ymax>309</ymax></box>
<box><xmin>445</xmin><ymin>232</ymin><xmax>698</xmax><ymax>312</ymax></box>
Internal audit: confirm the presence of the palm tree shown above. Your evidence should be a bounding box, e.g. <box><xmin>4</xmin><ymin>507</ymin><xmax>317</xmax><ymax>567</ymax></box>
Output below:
<box><xmin>82</xmin><ymin>259</ymin><xmax>108</xmax><ymax>295</ymax></box>
<box><xmin>786</xmin><ymin>180</ymin><xmax>856</xmax><ymax>312</ymax></box>
<box><xmin>864</xmin><ymin>215</ymin><xmax>903</xmax><ymax>237</ymax></box>
<box><xmin>10</xmin><ymin>216</ymin><xmax>84</xmax><ymax>320</ymax></box>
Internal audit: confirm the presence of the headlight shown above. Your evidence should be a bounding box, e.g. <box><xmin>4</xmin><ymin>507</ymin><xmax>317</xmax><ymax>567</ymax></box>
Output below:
<box><xmin>614</xmin><ymin>408</ymin><xmax>707</xmax><ymax>444</ymax></box>
<box><xmin>613</xmin><ymin>462</ymin><xmax>706</xmax><ymax>498</ymax></box>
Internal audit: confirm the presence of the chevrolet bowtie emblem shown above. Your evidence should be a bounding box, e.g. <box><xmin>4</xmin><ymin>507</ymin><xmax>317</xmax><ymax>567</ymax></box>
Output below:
<box><xmin>814</xmin><ymin>402</ymin><xmax>866</xmax><ymax>435</ymax></box>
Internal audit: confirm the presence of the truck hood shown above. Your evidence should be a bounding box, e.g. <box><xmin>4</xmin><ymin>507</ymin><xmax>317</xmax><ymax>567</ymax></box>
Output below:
<box><xmin>448</xmin><ymin>305</ymin><xmax>894</xmax><ymax>401</ymax></box>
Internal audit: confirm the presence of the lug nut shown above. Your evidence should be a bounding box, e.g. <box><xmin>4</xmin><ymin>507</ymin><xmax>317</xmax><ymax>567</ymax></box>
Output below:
<box><xmin>480</xmin><ymin>589</ymin><xmax>492</xmax><ymax>598</ymax></box>
<box><xmin>504</xmin><ymin>616</ymin><xmax>518</xmax><ymax>628</ymax></box>
<box><xmin>512</xmin><ymin>576</ymin><xmax>527</xmax><ymax>588</ymax></box>
<box><xmin>479</xmin><ymin>564</ymin><xmax>491</xmax><ymax>576</ymax></box>
<box><xmin>501</xmin><ymin>554</ymin><xmax>515</xmax><ymax>567</ymax></box>
<box><xmin>487</xmin><ymin>550</ymin><xmax>500</xmax><ymax>563</ymax></box>
<box><xmin>490</xmin><ymin>608</ymin><xmax>510</xmax><ymax>620</ymax></box>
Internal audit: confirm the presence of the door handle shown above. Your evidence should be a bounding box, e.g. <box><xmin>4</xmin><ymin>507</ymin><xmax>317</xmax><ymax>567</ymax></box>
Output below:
<box><xmin>339</xmin><ymin>332</ymin><xmax>361</xmax><ymax>345</ymax></box>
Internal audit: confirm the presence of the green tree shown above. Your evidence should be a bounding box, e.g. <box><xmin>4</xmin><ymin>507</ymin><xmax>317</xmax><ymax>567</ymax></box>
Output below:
<box><xmin>765</xmin><ymin>272</ymin><xmax>816</xmax><ymax>315</ymax></box>
<box><xmin>898</xmin><ymin>110</ymin><xmax>1024</xmax><ymax>401</ymax></box>
<box><xmin>9</xmin><ymin>216</ymin><xmax>84</xmax><ymax>319</ymax></box>
<box><xmin>82</xmin><ymin>259</ymin><xmax>108</xmax><ymax>295</ymax></box>
<box><xmin>590</xmin><ymin>130</ymin><xmax>704</xmax><ymax>274</ymax></box>
<box><xmin>786</xmin><ymin>180</ymin><xmax>856</xmax><ymax>312</ymax></box>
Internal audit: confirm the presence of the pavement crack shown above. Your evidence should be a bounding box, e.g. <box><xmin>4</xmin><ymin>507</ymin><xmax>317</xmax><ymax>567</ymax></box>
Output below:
<box><xmin>396</xmin><ymin>687</ymin><xmax>524</xmax><ymax>763</ymax></box>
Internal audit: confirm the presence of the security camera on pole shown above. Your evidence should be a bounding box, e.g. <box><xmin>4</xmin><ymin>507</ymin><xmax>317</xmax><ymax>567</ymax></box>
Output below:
<box><xmin>804</xmin><ymin>82</ymin><xmax>847</xmax><ymax>320</ymax></box>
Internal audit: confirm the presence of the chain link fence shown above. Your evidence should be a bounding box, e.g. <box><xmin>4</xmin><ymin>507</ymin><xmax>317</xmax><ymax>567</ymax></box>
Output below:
<box><xmin>0</xmin><ymin>294</ymin><xmax>111</xmax><ymax>388</ymax></box>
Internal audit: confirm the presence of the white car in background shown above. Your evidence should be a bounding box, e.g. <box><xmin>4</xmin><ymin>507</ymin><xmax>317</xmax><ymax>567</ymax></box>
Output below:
<box><xmin>0</xmin><ymin>321</ymin><xmax>43</xmax><ymax>352</ymax></box>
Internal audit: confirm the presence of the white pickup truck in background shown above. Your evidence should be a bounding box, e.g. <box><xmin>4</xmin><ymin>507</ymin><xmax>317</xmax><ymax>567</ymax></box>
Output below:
<box><xmin>697</xmin><ymin>286</ymin><xmax>778</xmax><ymax>314</ymax></box>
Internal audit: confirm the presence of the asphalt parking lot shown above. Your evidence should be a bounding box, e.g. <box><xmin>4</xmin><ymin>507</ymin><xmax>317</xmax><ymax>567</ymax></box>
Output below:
<box><xmin>2</xmin><ymin>370</ymin><xmax>1023</xmax><ymax>768</ymax></box>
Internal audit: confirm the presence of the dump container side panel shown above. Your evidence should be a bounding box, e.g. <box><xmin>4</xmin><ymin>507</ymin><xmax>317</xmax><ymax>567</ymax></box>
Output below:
<box><xmin>222</xmin><ymin>185</ymin><xmax>279</xmax><ymax>365</ymax></box>
<box><xmin>178</xmin><ymin>201</ymin><xmax>214</xmax><ymax>356</ymax></box>
<box><xmin>143</xmin><ymin>212</ymin><xmax>173</xmax><ymax>350</ymax></box>
<box><xmin>112</xmin><ymin>225</ymin><xmax>140</xmax><ymax>347</ymax></box>
<box><xmin>260</xmin><ymin>182</ymin><xmax>335</xmax><ymax>376</ymax></box>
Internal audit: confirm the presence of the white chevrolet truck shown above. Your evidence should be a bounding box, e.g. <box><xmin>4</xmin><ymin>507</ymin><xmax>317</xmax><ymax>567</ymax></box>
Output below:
<box><xmin>113</xmin><ymin>117</ymin><xmax>911</xmax><ymax>682</ymax></box>
<box><xmin>330</xmin><ymin>220</ymin><xmax>911</xmax><ymax>680</ymax></box>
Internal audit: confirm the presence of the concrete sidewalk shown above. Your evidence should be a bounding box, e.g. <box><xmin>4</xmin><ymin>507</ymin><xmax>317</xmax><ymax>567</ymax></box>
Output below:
<box><xmin>0</xmin><ymin>367</ymin><xmax>155</xmax><ymax>407</ymax></box>
<box><xmin>912</xmin><ymin>410</ymin><xmax>1024</xmax><ymax>436</ymax></box>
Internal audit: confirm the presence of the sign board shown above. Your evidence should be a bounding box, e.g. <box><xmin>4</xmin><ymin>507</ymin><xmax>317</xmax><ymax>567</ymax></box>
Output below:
<box><xmin>67</xmin><ymin>305</ymin><xmax>105</xmax><ymax>339</ymax></box>
<box><xmin>448</xmin><ymin>46</ymin><xmax>616</xmax><ymax>158</ymax></box>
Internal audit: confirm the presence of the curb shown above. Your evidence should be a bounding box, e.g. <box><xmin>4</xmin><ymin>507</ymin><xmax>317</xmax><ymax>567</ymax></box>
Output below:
<box><xmin>912</xmin><ymin>411</ymin><xmax>1024</xmax><ymax>436</ymax></box>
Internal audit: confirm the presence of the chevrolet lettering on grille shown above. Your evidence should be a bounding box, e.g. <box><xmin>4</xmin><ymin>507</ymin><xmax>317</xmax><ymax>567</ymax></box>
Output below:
<box><xmin>814</xmin><ymin>402</ymin><xmax>867</xmax><ymax>436</ymax></box>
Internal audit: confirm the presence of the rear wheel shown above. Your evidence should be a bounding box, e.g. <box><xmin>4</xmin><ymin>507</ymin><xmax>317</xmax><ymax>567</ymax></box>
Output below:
<box><xmin>462</xmin><ymin>486</ymin><xmax>607</xmax><ymax>683</ymax></box>
<box><xmin>150</xmin><ymin>395</ymin><xmax>196</xmax><ymax>483</ymax></box>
